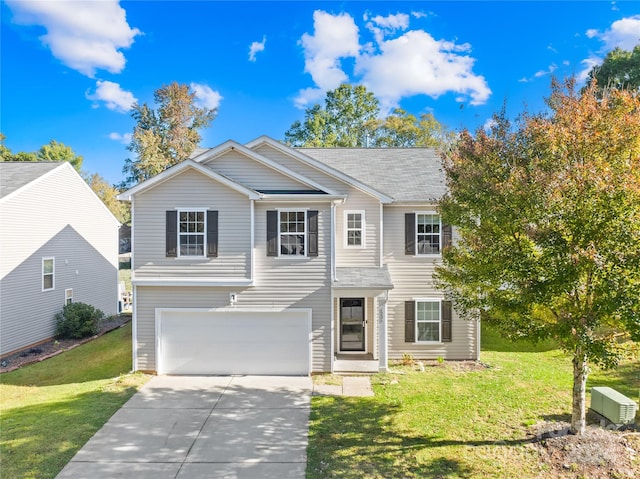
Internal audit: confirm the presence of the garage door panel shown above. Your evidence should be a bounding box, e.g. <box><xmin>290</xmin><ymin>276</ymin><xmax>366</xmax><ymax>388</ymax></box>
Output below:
<box><xmin>158</xmin><ymin>310</ymin><xmax>310</xmax><ymax>375</ymax></box>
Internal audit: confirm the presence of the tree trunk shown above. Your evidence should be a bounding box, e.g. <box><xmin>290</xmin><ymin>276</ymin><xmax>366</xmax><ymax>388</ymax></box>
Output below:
<box><xmin>571</xmin><ymin>351</ymin><xmax>588</xmax><ymax>435</ymax></box>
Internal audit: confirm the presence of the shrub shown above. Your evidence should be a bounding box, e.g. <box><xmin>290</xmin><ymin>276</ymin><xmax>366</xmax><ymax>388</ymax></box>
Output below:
<box><xmin>55</xmin><ymin>302</ymin><xmax>104</xmax><ymax>339</ymax></box>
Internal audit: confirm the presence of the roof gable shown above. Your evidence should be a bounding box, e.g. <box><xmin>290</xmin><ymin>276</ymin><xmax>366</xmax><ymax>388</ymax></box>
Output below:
<box><xmin>0</xmin><ymin>162</ymin><xmax>63</xmax><ymax>201</ymax></box>
<box><xmin>245</xmin><ymin>136</ymin><xmax>394</xmax><ymax>203</ymax></box>
<box><xmin>192</xmin><ymin>140</ymin><xmax>340</xmax><ymax>196</ymax></box>
<box><xmin>117</xmin><ymin>159</ymin><xmax>261</xmax><ymax>201</ymax></box>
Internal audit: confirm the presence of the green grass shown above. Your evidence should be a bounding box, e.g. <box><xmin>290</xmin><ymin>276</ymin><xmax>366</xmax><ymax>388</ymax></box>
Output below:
<box><xmin>118</xmin><ymin>266</ymin><xmax>131</xmax><ymax>292</ymax></box>
<box><xmin>307</xmin><ymin>323</ymin><xmax>640</xmax><ymax>478</ymax></box>
<box><xmin>0</xmin><ymin>323</ymin><xmax>149</xmax><ymax>479</ymax></box>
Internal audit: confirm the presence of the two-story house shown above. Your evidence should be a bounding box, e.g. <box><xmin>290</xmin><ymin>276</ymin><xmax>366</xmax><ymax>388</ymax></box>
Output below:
<box><xmin>118</xmin><ymin>136</ymin><xmax>479</xmax><ymax>375</ymax></box>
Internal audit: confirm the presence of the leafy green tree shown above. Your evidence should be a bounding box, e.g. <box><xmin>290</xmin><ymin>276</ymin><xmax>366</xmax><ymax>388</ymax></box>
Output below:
<box><xmin>373</xmin><ymin>108</ymin><xmax>453</xmax><ymax>148</ymax></box>
<box><xmin>0</xmin><ymin>137</ymin><xmax>83</xmax><ymax>171</ymax></box>
<box><xmin>285</xmin><ymin>84</ymin><xmax>380</xmax><ymax>147</ymax></box>
<box><xmin>435</xmin><ymin>78</ymin><xmax>640</xmax><ymax>435</ymax></box>
<box><xmin>586</xmin><ymin>44</ymin><xmax>640</xmax><ymax>93</ymax></box>
<box><xmin>37</xmin><ymin>140</ymin><xmax>83</xmax><ymax>171</ymax></box>
<box><xmin>122</xmin><ymin>82</ymin><xmax>217</xmax><ymax>186</ymax></box>
<box><xmin>86</xmin><ymin>173</ymin><xmax>130</xmax><ymax>224</ymax></box>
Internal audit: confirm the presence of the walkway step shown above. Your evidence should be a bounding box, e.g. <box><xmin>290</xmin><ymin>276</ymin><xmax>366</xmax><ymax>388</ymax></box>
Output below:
<box><xmin>313</xmin><ymin>376</ymin><xmax>374</xmax><ymax>397</ymax></box>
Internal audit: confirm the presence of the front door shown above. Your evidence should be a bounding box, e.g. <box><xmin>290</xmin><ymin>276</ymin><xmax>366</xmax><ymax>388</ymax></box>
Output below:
<box><xmin>340</xmin><ymin>298</ymin><xmax>365</xmax><ymax>352</ymax></box>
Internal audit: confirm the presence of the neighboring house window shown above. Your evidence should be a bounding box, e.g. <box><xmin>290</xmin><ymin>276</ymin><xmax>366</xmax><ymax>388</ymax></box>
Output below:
<box><xmin>404</xmin><ymin>300</ymin><xmax>452</xmax><ymax>343</ymax></box>
<box><xmin>65</xmin><ymin>288</ymin><xmax>73</xmax><ymax>305</ymax></box>
<box><xmin>165</xmin><ymin>210</ymin><xmax>218</xmax><ymax>258</ymax></box>
<box><xmin>345</xmin><ymin>211</ymin><xmax>364</xmax><ymax>247</ymax></box>
<box><xmin>42</xmin><ymin>258</ymin><xmax>54</xmax><ymax>291</ymax></box>
<box><xmin>266</xmin><ymin>210</ymin><xmax>318</xmax><ymax>257</ymax></box>
<box><xmin>405</xmin><ymin>212</ymin><xmax>452</xmax><ymax>256</ymax></box>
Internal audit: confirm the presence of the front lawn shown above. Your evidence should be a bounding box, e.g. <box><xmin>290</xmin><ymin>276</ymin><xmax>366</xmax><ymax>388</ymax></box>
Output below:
<box><xmin>0</xmin><ymin>323</ymin><xmax>149</xmax><ymax>479</ymax></box>
<box><xmin>307</xmin><ymin>325</ymin><xmax>639</xmax><ymax>478</ymax></box>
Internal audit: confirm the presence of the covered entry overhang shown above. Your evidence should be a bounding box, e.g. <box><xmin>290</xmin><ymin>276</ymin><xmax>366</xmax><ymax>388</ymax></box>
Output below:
<box><xmin>331</xmin><ymin>266</ymin><xmax>394</xmax><ymax>373</ymax></box>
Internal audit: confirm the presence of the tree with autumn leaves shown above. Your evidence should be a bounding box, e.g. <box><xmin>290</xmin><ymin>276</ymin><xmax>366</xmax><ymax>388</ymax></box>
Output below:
<box><xmin>436</xmin><ymin>78</ymin><xmax>640</xmax><ymax>435</ymax></box>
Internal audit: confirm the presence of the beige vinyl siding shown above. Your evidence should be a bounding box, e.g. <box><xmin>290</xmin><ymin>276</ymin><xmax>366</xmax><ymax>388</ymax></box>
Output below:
<box><xmin>134</xmin><ymin>202</ymin><xmax>333</xmax><ymax>373</ymax></box>
<box><xmin>383</xmin><ymin>206</ymin><xmax>478</xmax><ymax>360</ymax></box>
<box><xmin>0</xmin><ymin>164</ymin><xmax>118</xmax><ymax>356</ymax></box>
<box><xmin>133</xmin><ymin>168</ymin><xmax>251</xmax><ymax>279</ymax></box>
<box><xmin>253</xmin><ymin>145</ymin><xmax>382</xmax><ymax>267</ymax></box>
<box><xmin>334</xmin><ymin>191</ymin><xmax>380</xmax><ymax>267</ymax></box>
<box><xmin>201</xmin><ymin>150</ymin><xmax>313</xmax><ymax>191</ymax></box>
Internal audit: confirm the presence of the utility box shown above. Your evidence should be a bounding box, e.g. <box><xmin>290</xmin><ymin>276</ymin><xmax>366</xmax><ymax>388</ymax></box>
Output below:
<box><xmin>590</xmin><ymin>386</ymin><xmax>638</xmax><ymax>426</ymax></box>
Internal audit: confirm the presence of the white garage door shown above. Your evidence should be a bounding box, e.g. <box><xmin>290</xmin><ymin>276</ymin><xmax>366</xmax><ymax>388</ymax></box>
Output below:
<box><xmin>157</xmin><ymin>309</ymin><xmax>311</xmax><ymax>375</ymax></box>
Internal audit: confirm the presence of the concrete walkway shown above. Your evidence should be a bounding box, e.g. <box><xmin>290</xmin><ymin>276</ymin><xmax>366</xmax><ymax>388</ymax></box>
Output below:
<box><xmin>312</xmin><ymin>375</ymin><xmax>374</xmax><ymax>397</ymax></box>
<box><xmin>56</xmin><ymin>375</ymin><xmax>312</xmax><ymax>479</ymax></box>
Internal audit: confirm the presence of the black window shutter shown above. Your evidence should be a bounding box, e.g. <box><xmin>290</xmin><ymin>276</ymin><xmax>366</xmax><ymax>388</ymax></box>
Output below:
<box><xmin>405</xmin><ymin>213</ymin><xmax>415</xmax><ymax>255</ymax></box>
<box><xmin>307</xmin><ymin>210</ymin><xmax>318</xmax><ymax>257</ymax></box>
<box><xmin>166</xmin><ymin>210</ymin><xmax>177</xmax><ymax>257</ymax></box>
<box><xmin>266</xmin><ymin>210</ymin><xmax>278</xmax><ymax>257</ymax></box>
<box><xmin>206</xmin><ymin>210</ymin><xmax>218</xmax><ymax>257</ymax></box>
<box><xmin>405</xmin><ymin>300</ymin><xmax>416</xmax><ymax>342</ymax></box>
<box><xmin>441</xmin><ymin>301</ymin><xmax>452</xmax><ymax>342</ymax></box>
<box><xmin>442</xmin><ymin>223</ymin><xmax>452</xmax><ymax>250</ymax></box>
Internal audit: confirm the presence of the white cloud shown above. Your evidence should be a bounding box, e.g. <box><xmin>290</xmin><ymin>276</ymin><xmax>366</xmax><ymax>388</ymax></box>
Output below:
<box><xmin>587</xmin><ymin>15</ymin><xmax>640</xmax><ymax>51</ymax></box>
<box><xmin>249</xmin><ymin>36</ymin><xmax>266</xmax><ymax>62</ymax></box>
<box><xmin>86</xmin><ymin>80</ymin><xmax>136</xmax><ymax>112</ymax></box>
<box><xmin>108</xmin><ymin>132</ymin><xmax>132</xmax><ymax>144</ymax></box>
<box><xmin>296</xmin><ymin>10</ymin><xmax>361</xmax><ymax>107</ymax></box>
<box><xmin>483</xmin><ymin>118</ymin><xmax>497</xmax><ymax>132</ymax></box>
<box><xmin>296</xmin><ymin>10</ymin><xmax>490</xmax><ymax>111</ymax></box>
<box><xmin>190</xmin><ymin>83</ymin><xmax>223</xmax><ymax>110</ymax></box>
<box><xmin>357</xmin><ymin>30</ymin><xmax>491</xmax><ymax>111</ymax></box>
<box><xmin>365</xmin><ymin>12</ymin><xmax>410</xmax><ymax>44</ymax></box>
<box><xmin>6</xmin><ymin>0</ymin><xmax>140</xmax><ymax>77</ymax></box>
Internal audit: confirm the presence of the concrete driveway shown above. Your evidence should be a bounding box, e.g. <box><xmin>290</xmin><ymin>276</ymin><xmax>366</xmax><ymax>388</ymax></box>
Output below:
<box><xmin>56</xmin><ymin>375</ymin><xmax>312</xmax><ymax>479</ymax></box>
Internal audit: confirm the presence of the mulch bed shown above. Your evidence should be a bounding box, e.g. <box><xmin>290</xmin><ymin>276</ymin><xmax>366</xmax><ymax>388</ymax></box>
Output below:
<box><xmin>529</xmin><ymin>420</ymin><xmax>640</xmax><ymax>478</ymax></box>
<box><xmin>0</xmin><ymin>314</ymin><xmax>131</xmax><ymax>374</ymax></box>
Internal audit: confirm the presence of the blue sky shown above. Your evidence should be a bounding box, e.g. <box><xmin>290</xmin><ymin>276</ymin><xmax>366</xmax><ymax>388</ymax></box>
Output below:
<box><xmin>2</xmin><ymin>1</ymin><xmax>639</xmax><ymax>185</ymax></box>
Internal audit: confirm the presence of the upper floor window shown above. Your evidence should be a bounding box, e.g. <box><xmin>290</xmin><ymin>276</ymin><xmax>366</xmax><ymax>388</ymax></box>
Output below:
<box><xmin>179</xmin><ymin>210</ymin><xmax>205</xmax><ymax>256</ymax></box>
<box><xmin>166</xmin><ymin>210</ymin><xmax>218</xmax><ymax>258</ymax></box>
<box><xmin>42</xmin><ymin>258</ymin><xmax>54</xmax><ymax>291</ymax></box>
<box><xmin>417</xmin><ymin>213</ymin><xmax>441</xmax><ymax>255</ymax></box>
<box><xmin>266</xmin><ymin>210</ymin><xmax>318</xmax><ymax>258</ymax></box>
<box><xmin>405</xmin><ymin>212</ymin><xmax>451</xmax><ymax>256</ymax></box>
<box><xmin>345</xmin><ymin>211</ymin><xmax>364</xmax><ymax>248</ymax></box>
<box><xmin>280</xmin><ymin>210</ymin><xmax>306</xmax><ymax>256</ymax></box>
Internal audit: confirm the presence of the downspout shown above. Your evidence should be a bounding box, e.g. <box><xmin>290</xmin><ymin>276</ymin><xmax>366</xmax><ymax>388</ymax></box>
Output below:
<box><xmin>330</xmin><ymin>200</ymin><xmax>337</xmax><ymax>372</ymax></box>
<box><xmin>250</xmin><ymin>199</ymin><xmax>255</xmax><ymax>284</ymax></box>
<box><xmin>130</xmin><ymin>196</ymin><xmax>137</xmax><ymax>372</ymax></box>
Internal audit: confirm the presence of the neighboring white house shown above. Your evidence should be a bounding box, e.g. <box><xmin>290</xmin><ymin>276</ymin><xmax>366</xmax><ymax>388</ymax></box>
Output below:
<box><xmin>118</xmin><ymin>137</ymin><xmax>480</xmax><ymax>375</ymax></box>
<box><xmin>0</xmin><ymin>162</ymin><xmax>120</xmax><ymax>357</ymax></box>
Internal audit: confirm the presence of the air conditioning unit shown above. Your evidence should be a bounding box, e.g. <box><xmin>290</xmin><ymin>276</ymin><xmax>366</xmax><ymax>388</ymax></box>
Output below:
<box><xmin>590</xmin><ymin>386</ymin><xmax>638</xmax><ymax>426</ymax></box>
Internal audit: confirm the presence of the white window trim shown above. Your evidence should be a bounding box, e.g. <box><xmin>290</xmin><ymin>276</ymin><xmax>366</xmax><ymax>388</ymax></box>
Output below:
<box><xmin>42</xmin><ymin>257</ymin><xmax>55</xmax><ymax>292</ymax></box>
<box><xmin>176</xmin><ymin>208</ymin><xmax>207</xmax><ymax>259</ymax></box>
<box><xmin>344</xmin><ymin>210</ymin><xmax>365</xmax><ymax>249</ymax></box>
<box><xmin>415</xmin><ymin>298</ymin><xmax>442</xmax><ymax>344</ymax></box>
<box><xmin>277</xmin><ymin>208</ymin><xmax>308</xmax><ymax>259</ymax></box>
<box><xmin>65</xmin><ymin>288</ymin><xmax>73</xmax><ymax>305</ymax></box>
<box><xmin>416</xmin><ymin>211</ymin><xmax>442</xmax><ymax>257</ymax></box>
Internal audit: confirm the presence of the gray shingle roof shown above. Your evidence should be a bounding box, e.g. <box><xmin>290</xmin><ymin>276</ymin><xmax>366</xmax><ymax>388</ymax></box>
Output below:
<box><xmin>0</xmin><ymin>162</ymin><xmax>62</xmax><ymax>199</ymax></box>
<box><xmin>298</xmin><ymin>147</ymin><xmax>446</xmax><ymax>202</ymax></box>
<box><xmin>333</xmin><ymin>266</ymin><xmax>394</xmax><ymax>290</ymax></box>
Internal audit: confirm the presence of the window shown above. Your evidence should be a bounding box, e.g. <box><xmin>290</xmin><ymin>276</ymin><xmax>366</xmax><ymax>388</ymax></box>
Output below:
<box><xmin>42</xmin><ymin>258</ymin><xmax>54</xmax><ymax>291</ymax></box>
<box><xmin>280</xmin><ymin>211</ymin><xmax>306</xmax><ymax>256</ymax></box>
<box><xmin>416</xmin><ymin>300</ymin><xmax>440</xmax><ymax>342</ymax></box>
<box><xmin>416</xmin><ymin>213</ymin><xmax>441</xmax><ymax>255</ymax></box>
<box><xmin>345</xmin><ymin>211</ymin><xmax>364</xmax><ymax>247</ymax></box>
<box><xmin>179</xmin><ymin>210</ymin><xmax>205</xmax><ymax>256</ymax></box>
<box><xmin>166</xmin><ymin>210</ymin><xmax>218</xmax><ymax>258</ymax></box>
<box><xmin>65</xmin><ymin>288</ymin><xmax>73</xmax><ymax>305</ymax></box>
